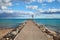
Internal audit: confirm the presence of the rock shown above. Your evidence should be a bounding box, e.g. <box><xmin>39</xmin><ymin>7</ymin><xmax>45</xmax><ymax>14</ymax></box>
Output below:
<box><xmin>47</xmin><ymin>35</ymin><xmax>53</xmax><ymax>40</ymax></box>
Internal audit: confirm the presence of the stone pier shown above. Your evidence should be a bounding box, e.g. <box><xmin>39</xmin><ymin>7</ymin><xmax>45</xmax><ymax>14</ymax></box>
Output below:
<box><xmin>14</xmin><ymin>20</ymin><xmax>53</xmax><ymax>40</ymax></box>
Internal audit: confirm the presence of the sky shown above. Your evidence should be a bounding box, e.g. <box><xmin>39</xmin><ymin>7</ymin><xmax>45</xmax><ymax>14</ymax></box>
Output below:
<box><xmin>0</xmin><ymin>0</ymin><xmax>60</xmax><ymax>19</ymax></box>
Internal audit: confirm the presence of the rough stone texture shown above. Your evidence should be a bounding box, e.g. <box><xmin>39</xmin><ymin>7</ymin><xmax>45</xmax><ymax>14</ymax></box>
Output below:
<box><xmin>14</xmin><ymin>20</ymin><xmax>53</xmax><ymax>40</ymax></box>
<box><xmin>0</xmin><ymin>29</ymin><xmax>13</xmax><ymax>39</ymax></box>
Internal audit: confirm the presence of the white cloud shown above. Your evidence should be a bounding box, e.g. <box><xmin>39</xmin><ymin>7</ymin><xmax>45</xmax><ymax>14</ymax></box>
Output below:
<box><xmin>26</xmin><ymin>5</ymin><xmax>38</xmax><ymax>10</ymax></box>
<box><xmin>7</xmin><ymin>2</ymin><xmax>12</xmax><ymax>6</ymax></box>
<box><xmin>1</xmin><ymin>6</ymin><xmax>7</xmax><ymax>9</ymax></box>
<box><xmin>27</xmin><ymin>0</ymin><xmax>35</xmax><ymax>4</ymax></box>
<box><xmin>26</xmin><ymin>5</ymin><xmax>60</xmax><ymax>13</ymax></box>
<box><xmin>17</xmin><ymin>11</ymin><xmax>34</xmax><ymax>15</ymax></box>
<box><xmin>37</xmin><ymin>9</ymin><xmax>46</xmax><ymax>12</ymax></box>
<box><xmin>38</xmin><ymin>0</ymin><xmax>43</xmax><ymax>3</ymax></box>
<box><xmin>34</xmin><ymin>14</ymin><xmax>60</xmax><ymax>19</ymax></box>
<box><xmin>29</xmin><ymin>0</ymin><xmax>35</xmax><ymax>2</ymax></box>
<box><xmin>0</xmin><ymin>10</ymin><xmax>34</xmax><ymax>15</ymax></box>
<box><xmin>46</xmin><ymin>0</ymin><xmax>55</xmax><ymax>2</ymax></box>
<box><xmin>0</xmin><ymin>0</ymin><xmax>12</xmax><ymax>10</ymax></box>
<box><xmin>3</xmin><ymin>10</ymin><xmax>14</xmax><ymax>13</ymax></box>
<box><xmin>0</xmin><ymin>9</ymin><xmax>60</xmax><ymax>19</ymax></box>
<box><xmin>12</xmin><ymin>0</ymin><xmax>55</xmax><ymax>4</ymax></box>
<box><xmin>0</xmin><ymin>10</ymin><xmax>14</xmax><ymax>13</ymax></box>
<box><xmin>47</xmin><ymin>8</ymin><xmax>60</xmax><ymax>12</ymax></box>
<box><xmin>42</xmin><ymin>4</ymin><xmax>47</xmax><ymax>6</ymax></box>
<box><xmin>0</xmin><ymin>10</ymin><xmax>34</xmax><ymax>19</ymax></box>
<box><xmin>38</xmin><ymin>8</ymin><xmax>60</xmax><ymax>12</ymax></box>
<box><xmin>38</xmin><ymin>0</ymin><xmax>55</xmax><ymax>3</ymax></box>
<box><xmin>3</xmin><ymin>0</ymin><xmax>11</xmax><ymax>3</ymax></box>
<box><xmin>16</xmin><ymin>0</ymin><xmax>35</xmax><ymax>4</ymax></box>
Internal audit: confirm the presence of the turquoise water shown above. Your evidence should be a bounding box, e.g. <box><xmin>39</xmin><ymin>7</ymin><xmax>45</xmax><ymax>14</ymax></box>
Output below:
<box><xmin>0</xmin><ymin>19</ymin><xmax>26</xmax><ymax>28</ymax></box>
<box><xmin>34</xmin><ymin>19</ymin><xmax>60</xmax><ymax>31</ymax></box>
<box><xmin>0</xmin><ymin>19</ymin><xmax>60</xmax><ymax>31</ymax></box>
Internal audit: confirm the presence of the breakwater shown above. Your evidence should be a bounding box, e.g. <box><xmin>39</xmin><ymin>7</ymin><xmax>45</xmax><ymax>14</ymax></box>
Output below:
<box><xmin>35</xmin><ymin>22</ymin><xmax>60</xmax><ymax>40</ymax></box>
<box><xmin>0</xmin><ymin>20</ymin><xmax>60</xmax><ymax>40</ymax></box>
<box><xmin>0</xmin><ymin>22</ymin><xmax>26</xmax><ymax>40</ymax></box>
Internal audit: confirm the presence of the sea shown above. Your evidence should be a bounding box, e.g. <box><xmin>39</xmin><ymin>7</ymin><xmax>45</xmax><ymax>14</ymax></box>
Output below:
<box><xmin>0</xmin><ymin>19</ymin><xmax>60</xmax><ymax>32</ymax></box>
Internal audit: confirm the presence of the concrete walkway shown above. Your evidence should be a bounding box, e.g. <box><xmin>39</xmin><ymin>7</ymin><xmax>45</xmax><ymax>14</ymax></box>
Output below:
<box><xmin>14</xmin><ymin>20</ymin><xmax>53</xmax><ymax>40</ymax></box>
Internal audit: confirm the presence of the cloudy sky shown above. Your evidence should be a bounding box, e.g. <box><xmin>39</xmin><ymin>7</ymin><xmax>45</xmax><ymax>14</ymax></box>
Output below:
<box><xmin>0</xmin><ymin>0</ymin><xmax>60</xmax><ymax>19</ymax></box>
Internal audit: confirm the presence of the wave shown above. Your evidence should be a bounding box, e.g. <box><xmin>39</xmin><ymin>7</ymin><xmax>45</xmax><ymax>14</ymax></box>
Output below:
<box><xmin>44</xmin><ymin>24</ymin><xmax>60</xmax><ymax>33</ymax></box>
<box><xmin>0</xmin><ymin>23</ymin><xmax>22</xmax><ymax>29</ymax></box>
